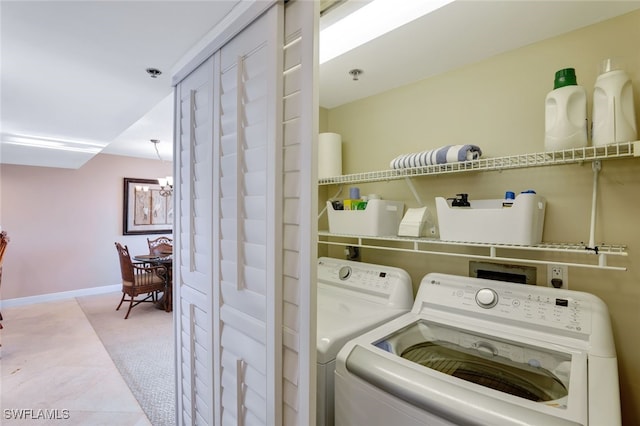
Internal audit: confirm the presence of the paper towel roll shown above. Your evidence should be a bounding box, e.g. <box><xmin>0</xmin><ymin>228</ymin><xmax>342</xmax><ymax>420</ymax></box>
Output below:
<box><xmin>318</xmin><ymin>132</ymin><xmax>342</xmax><ymax>178</ymax></box>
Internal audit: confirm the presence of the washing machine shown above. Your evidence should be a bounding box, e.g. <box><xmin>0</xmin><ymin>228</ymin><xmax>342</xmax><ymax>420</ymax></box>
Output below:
<box><xmin>316</xmin><ymin>257</ymin><xmax>414</xmax><ymax>426</ymax></box>
<box><xmin>335</xmin><ymin>273</ymin><xmax>620</xmax><ymax>426</ymax></box>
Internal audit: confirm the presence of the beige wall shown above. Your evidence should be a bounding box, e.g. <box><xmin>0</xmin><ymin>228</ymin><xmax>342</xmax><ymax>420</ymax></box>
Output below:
<box><xmin>322</xmin><ymin>10</ymin><xmax>640</xmax><ymax>425</ymax></box>
<box><xmin>0</xmin><ymin>153</ymin><xmax>172</xmax><ymax>300</ymax></box>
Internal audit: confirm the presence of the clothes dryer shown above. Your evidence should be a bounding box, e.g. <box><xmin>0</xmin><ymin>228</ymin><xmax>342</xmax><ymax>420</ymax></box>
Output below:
<box><xmin>316</xmin><ymin>257</ymin><xmax>413</xmax><ymax>426</ymax></box>
<box><xmin>335</xmin><ymin>273</ymin><xmax>620</xmax><ymax>426</ymax></box>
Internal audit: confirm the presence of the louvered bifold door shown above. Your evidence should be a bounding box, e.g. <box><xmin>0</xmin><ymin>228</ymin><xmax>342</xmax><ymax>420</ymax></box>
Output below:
<box><xmin>174</xmin><ymin>56</ymin><xmax>215</xmax><ymax>426</ymax></box>
<box><xmin>214</xmin><ymin>5</ymin><xmax>283</xmax><ymax>426</ymax></box>
<box><xmin>280</xmin><ymin>1</ymin><xmax>318</xmax><ymax>424</ymax></box>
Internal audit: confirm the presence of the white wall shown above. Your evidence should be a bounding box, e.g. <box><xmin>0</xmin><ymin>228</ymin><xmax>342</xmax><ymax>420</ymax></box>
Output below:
<box><xmin>0</xmin><ymin>153</ymin><xmax>172</xmax><ymax>301</ymax></box>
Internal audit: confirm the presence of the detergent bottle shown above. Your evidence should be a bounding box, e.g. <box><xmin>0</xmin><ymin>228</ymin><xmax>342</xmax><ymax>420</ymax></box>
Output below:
<box><xmin>544</xmin><ymin>68</ymin><xmax>588</xmax><ymax>151</ymax></box>
<box><xmin>592</xmin><ymin>58</ymin><xmax>638</xmax><ymax>146</ymax></box>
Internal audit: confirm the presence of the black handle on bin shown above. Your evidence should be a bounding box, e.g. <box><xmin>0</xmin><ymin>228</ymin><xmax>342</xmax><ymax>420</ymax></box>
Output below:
<box><xmin>449</xmin><ymin>193</ymin><xmax>470</xmax><ymax>207</ymax></box>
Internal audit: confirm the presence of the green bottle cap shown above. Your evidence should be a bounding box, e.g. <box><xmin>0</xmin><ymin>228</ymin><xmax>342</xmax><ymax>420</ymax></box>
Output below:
<box><xmin>553</xmin><ymin>68</ymin><xmax>578</xmax><ymax>89</ymax></box>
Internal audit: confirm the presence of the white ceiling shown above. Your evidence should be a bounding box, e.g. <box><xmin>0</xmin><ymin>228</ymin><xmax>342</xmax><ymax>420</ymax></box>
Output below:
<box><xmin>2</xmin><ymin>1</ymin><xmax>639</xmax><ymax>169</ymax></box>
<box><xmin>319</xmin><ymin>0</ymin><xmax>640</xmax><ymax>109</ymax></box>
<box><xmin>0</xmin><ymin>0</ymin><xmax>238</xmax><ymax>168</ymax></box>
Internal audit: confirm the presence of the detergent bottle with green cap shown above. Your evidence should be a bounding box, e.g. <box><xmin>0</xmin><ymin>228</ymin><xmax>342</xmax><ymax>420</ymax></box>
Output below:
<box><xmin>544</xmin><ymin>68</ymin><xmax>588</xmax><ymax>151</ymax></box>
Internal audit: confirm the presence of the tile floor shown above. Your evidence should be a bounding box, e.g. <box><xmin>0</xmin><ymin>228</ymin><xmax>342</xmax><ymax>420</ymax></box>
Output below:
<box><xmin>0</xmin><ymin>298</ymin><xmax>151</xmax><ymax>425</ymax></box>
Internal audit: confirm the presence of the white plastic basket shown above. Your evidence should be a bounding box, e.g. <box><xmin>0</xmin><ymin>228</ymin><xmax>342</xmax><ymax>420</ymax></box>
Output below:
<box><xmin>435</xmin><ymin>193</ymin><xmax>546</xmax><ymax>245</ymax></box>
<box><xmin>327</xmin><ymin>199</ymin><xmax>404</xmax><ymax>237</ymax></box>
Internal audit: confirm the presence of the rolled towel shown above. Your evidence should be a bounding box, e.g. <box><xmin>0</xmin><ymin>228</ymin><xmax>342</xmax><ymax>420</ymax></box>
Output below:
<box><xmin>390</xmin><ymin>144</ymin><xmax>482</xmax><ymax>169</ymax></box>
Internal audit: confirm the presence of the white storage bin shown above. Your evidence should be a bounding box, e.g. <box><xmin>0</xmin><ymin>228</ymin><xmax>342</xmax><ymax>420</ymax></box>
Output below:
<box><xmin>327</xmin><ymin>199</ymin><xmax>404</xmax><ymax>237</ymax></box>
<box><xmin>435</xmin><ymin>193</ymin><xmax>546</xmax><ymax>245</ymax></box>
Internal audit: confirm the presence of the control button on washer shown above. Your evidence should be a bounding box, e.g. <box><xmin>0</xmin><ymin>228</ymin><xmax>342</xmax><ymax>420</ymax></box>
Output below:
<box><xmin>476</xmin><ymin>288</ymin><xmax>498</xmax><ymax>308</ymax></box>
<box><xmin>338</xmin><ymin>266</ymin><xmax>351</xmax><ymax>280</ymax></box>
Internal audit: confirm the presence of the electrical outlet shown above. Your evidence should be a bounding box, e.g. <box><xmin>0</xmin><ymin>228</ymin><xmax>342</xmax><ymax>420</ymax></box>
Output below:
<box><xmin>345</xmin><ymin>246</ymin><xmax>360</xmax><ymax>261</ymax></box>
<box><xmin>547</xmin><ymin>264</ymin><xmax>568</xmax><ymax>289</ymax></box>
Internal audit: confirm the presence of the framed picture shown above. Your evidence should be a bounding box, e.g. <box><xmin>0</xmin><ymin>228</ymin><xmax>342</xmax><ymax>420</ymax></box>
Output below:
<box><xmin>123</xmin><ymin>177</ymin><xmax>173</xmax><ymax>235</ymax></box>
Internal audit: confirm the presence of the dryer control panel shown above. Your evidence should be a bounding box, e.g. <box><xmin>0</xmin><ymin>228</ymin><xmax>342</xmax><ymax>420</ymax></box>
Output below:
<box><xmin>317</xmin><ymin>257</ymin><xmax>413</xmax><ymax>307</ymax></box>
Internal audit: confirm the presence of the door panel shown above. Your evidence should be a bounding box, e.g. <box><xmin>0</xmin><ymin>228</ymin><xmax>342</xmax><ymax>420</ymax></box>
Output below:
<box><xmin>215</xmin><ymin>5</ymin><xmax>281</xmax><ymax>425</ymax></box>
<box><xmin>174</xmin><ymin>55</ymin><xmax>215</xmax><ymax>425</ymax></box>
<box><xmin>175</xmin><ymin>2</ymin><xmax>316</xmax><ymax>425</ymax></box>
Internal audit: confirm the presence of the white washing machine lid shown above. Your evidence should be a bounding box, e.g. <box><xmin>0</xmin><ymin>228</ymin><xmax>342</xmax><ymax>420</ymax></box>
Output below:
<box><xmin>377</xmin><ymin>319</ymin><xmax>573</xmax><ymax>404</ymax></box>
<box><xmin>316</xmin><ymin>287</ymin><xmax>409</xmax><ymax>364</ymax></box>
<box><xmin>337</xmin><ymin>312</ymin><xmax>589</xmax><ymax>426</ymax></box>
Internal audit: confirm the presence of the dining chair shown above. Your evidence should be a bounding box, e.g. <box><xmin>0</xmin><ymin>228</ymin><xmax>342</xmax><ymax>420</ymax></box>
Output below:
<box><xmin>0</xmin><ymin>231</ymin><xmax>9</xmax><ymax>330</ymax></box>
<box><xmin>147</xmin><ymin>236</ymin><xmax>173</xmax><ymax>256</ymax></box>
<box><xmin>114</xmin><ymin>242</ymin><xmax>168</xmax><ymax>319</ymax></box>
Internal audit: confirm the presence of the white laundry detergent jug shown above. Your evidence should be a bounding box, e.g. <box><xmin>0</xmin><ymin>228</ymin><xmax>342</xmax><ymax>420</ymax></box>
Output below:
<box><xmin>544</xmin><ymin>68</ymin><xmax>588</xmax><ymax>151</ymax></box>
<box><xmin>592</xmin><ymin>58</ymin><xmax>638</xmax><ymax>146</ymax></box>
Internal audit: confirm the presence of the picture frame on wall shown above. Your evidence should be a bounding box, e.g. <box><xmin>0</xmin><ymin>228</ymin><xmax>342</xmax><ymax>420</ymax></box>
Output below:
<box><xmin>123</xmin><ymin>177</ymin><xmax>173</xmax><ymax>235</ymax></box>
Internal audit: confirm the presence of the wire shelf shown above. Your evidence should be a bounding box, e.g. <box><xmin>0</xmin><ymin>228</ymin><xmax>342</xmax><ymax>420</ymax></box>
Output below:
<box><xmin>318</xmin><ymin>141</ymin><xmax>639</xmax><ymax>185</ymax></box>
<box><xmin>318</xmin><ymin>231</ymin><xmax>628</xmax><ymax>271</ymax></box>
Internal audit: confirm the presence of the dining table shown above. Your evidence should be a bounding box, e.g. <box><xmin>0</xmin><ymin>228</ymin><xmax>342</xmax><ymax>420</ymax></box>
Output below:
<box><xmin>133</xmin><ymin>252</ymin><xmax>173</xmax><ymax>313</ymax></box>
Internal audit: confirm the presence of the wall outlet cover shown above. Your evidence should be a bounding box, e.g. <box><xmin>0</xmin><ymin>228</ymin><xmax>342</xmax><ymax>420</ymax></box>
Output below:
<box><xmin>547</xmin><ymin>264</ymin><xmax>569</xmax><ymax>289</ymax></box>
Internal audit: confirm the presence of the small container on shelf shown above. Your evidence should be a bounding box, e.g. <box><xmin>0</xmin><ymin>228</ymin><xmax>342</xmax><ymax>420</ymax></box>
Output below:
<box><xmin>502</xmin><ymin>191</ymin><xmax>515</xmax><ymax>207</ymax></box>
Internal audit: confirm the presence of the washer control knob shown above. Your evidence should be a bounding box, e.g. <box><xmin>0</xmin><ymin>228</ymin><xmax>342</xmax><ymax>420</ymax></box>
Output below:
<box><xmin>476</xmin><ymin>288</ymin><xmax>498</xmax><ymax>308</ymax></box>
<box><xmin>338</xmin><ymin>266</ymin><xmax>352</xmax><ymax>280</ymax></box>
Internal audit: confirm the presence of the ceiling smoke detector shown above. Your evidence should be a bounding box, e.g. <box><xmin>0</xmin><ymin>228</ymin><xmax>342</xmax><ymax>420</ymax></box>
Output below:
<box><xmin>146</xmin><ymin>68</ymin><xmax>162</xmax><ymax>78</ymax></box>
<box><xmin>349</xmin><ymin>69</ymin><xmax>363</xmax><ymax>81</ymax></box>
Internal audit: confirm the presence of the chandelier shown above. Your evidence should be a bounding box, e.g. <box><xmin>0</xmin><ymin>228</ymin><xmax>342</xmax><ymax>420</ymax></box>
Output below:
<box><xmin>150</xmin><ymin>138</ymin><xmax>173</xmax><ymax>197</ymax></box>
<box><xmin>157</xmin><ymin>176</ymin><xmax>173</xmax><ymax>197</ymax></box>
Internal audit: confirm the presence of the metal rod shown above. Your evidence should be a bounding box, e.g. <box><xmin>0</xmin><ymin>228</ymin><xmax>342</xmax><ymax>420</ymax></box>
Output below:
<box><xmin>588</xmin><ymin>160</ymin><xmax>601</xmax><ymax>249</ymax></box>
<box><xmin>404</xmin><ymin>177</ymin><xmax>424</xmax><ymax>206</ymax></box>
<box><xmin>599</xmin><ymin>253</ymin><xmax>607</xmax><ymax>267</ymax></box>
<box><xmin>318</xmin><ymin>185</ymin><xmax>343</xmax><ymax>219</ymax></box>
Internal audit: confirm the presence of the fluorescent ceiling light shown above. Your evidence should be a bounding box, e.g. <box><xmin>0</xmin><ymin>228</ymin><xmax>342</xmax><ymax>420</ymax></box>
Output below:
<box><xmin>1</xmin><ymin>133</ymin><xmax>106</xmax><ymax>154</ymax></box>
<box><xmin>320</xmin><ymin>0</ymin><xmax>455</xmax><ymax>64</ymax></box>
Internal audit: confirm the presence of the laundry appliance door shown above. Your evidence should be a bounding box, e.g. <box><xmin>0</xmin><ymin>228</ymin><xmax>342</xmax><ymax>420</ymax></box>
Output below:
<box><xmin>316</xmin><ymin>282</ymin><xmax>411</xmax><ymax>426</ymax></box>
<box><xmin>336</xmin><ymin>317</ymin><xmax>588</xmax><ymax>426</ymax></box>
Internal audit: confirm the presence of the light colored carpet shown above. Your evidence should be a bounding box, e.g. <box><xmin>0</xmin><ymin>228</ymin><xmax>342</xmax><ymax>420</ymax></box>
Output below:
<box><xmin>77</xmin><ymin>292</ymin><xmax>175</xmax><ymax>426</ymax></box>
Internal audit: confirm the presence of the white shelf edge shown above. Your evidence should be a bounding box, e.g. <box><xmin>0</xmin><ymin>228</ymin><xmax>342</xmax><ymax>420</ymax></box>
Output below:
<box><xmin>317</xmin><ymin>141</ymin><xmax>636</xmax><ymax>270</ymax></box>
<box><xmin>317</xmin><ymin>232</ymin><xmax>628</xmax><ymax>271</ymax></box>
<box><xmin>318</xmin><ymin>141</ymin><xmax>639</xmax><ymax>185</ymax></box>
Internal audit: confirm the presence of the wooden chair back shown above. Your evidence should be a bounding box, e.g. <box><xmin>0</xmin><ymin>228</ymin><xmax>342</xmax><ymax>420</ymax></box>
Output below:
<box><xmin>114</xmin><ymin>241</ymin><xmax>168</xmax><ymax>319</ymax></box>
<box><xmin>0</xmin><ymin>231</ymin><xmax>8</xmax><ymax>327</ymax></box>
<box><xmin>114</xmin><ymin>242</ymin><xmax>135</xmax><ymax>283</ymax></box>
<box><xmin>0</xmin><ymin>231</ymin><xmax>9</xmax><ymax>265</ymax></box>
<box><xmin>147</xmin><ymin>236</ymin><xmax>173</xmax><ymax>256</ymax></box>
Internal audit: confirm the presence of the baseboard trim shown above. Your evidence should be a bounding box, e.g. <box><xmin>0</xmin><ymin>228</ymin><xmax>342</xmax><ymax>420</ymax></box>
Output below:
<box><xmin>1</xmin><ymin>284</ymin><xmax>121</xmax><ymax>308</ymax></box>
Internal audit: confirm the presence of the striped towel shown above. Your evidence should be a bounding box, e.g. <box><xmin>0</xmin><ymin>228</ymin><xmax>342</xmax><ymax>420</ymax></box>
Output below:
<box><xmin>390</xmin><ymin>144</ymin><xmax>482</xmax><ymax>169</ymax></box>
